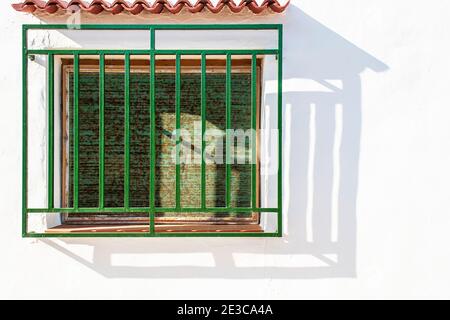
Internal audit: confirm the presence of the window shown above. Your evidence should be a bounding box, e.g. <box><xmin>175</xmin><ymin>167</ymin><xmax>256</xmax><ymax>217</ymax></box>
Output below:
<box><xmin>61</xmin><ymin>58</ymin><xmax>260</xmax><ymax>228</ymax></box>
<box><xmin>23</xmin><ymin>24</ymin><xmax>282</xmax><ymax>237</ymax></box>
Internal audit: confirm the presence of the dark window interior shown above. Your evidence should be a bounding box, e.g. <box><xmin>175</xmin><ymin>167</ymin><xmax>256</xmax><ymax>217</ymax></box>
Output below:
<box><xmin>62</xmin><ymin>59</ymin><xmax>260</xmax><ymax>225</ymax></box>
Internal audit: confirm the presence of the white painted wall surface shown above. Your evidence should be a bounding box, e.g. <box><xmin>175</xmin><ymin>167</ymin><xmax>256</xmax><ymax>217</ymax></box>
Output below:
<box><xmin>1</xmin><ymin>0</ymin><xmax>450</xmax><ymax>299</ymax></box>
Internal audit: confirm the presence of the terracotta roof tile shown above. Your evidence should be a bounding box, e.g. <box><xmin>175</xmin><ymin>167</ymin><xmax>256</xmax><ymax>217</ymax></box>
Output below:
<box><xmin>12</xmin><ymin>0</ymin><xmax>290</xmax><ymax>15</ymax></box>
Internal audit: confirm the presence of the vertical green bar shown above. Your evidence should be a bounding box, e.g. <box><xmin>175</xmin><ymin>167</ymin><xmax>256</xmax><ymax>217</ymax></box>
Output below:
<box><xmin>124</xmin><ymin>53</ymin><xmax>130</xmax><ymax>209</ymax></box>
<box><xmin>73</xmin><ymin>54</ymin><xmax>79</xmax><ymax>209</ymax></box>
<box><xmin>150</xmin><ymin>27</ymin><xmax>155</xmax><ymax>52</ymax></box>
<box><xmin>22</xmin><ymin>26</ymin><xmax>28</xmax><ymax>236</ymax></box>
<box><xmin>277</xmin><ymin>26</ymin><xmax>283</xmax><ymax>237</ymax></box>
<box><xmin>201</xmin><ymin>53</ymin><xmax>206</xmax><ymax>209</ymax></box>
<box><xmin>226</xmin><ymin>53</ymin><xmax>232</xmax><ymax>208</ymax></box>
<box><xmin>175</xmin><ymin>53</ymin><xmax>181</xmax><ymax>210</ymax></box>
<box><xmin>47</xmin><ymin>54</ymin><xmax>54</xmax><ymax>209</ymax></box>
<box><xmin>251</xmin><ymin>54</ymin><xmax>257</xmax><ymax>210</ymax></box>
<box><xmin>149</xmin><ymin>28</ymin><xmax>156</xmax><ymax>233</ymax></box>
<box><xmin>99</xmin><ymin>54</ymin><xmax>105</xmax><ymax>209</ymax></box>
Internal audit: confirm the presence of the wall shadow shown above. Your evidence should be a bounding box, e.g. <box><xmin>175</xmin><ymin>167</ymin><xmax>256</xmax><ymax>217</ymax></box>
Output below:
<box><xmin>36</xmin><ymin>6</ymin><xmax>388</xmax><ymax>279</ymax></box>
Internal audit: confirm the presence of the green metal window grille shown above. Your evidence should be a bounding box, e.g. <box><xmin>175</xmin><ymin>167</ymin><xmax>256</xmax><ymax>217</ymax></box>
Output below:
<box><xmin>22</xmin><ymin>24</ymin><xmax>283</xmax><ymax>238</ymax></box>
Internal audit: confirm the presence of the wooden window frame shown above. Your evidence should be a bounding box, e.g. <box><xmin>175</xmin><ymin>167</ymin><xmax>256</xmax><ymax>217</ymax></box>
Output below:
<box><xmin>59</xmin><ymin>57</ymin><xmax>262</xmax><ymax>226</ymax></box>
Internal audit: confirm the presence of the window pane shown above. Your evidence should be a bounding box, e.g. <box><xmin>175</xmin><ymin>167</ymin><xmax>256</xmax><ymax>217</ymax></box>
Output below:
<box><xmin>205</xmin><ymin>70</ymin><xmax>226</xmax><ymax>209</ymax></box>
<box><xmin>155</xmin><ymin>66</ymin><xmax>176</xmax><ymax>209</ymax></box>
<box><xmin>180</xmin><ymin>64</ymin><xmax>201</xmax><ymax>208</ymax></box>
<box><xmin>68</xmin><ymin>68</ymin><xmax>101</xmax><ymax>208</ymax></box>
<box><xmin>129</xmin><ymin>64</ymin><xmax>150</xmax><ymax>208</ymax></box>
<box><xmin>104</xmin><ymin>69</ymin><xmax>125</xmax><ymax>208</ymax></box>
<box><xmin>231</xmin><ymin>71</ymin><xmax>252</xmax><ymax>213</ymax></box>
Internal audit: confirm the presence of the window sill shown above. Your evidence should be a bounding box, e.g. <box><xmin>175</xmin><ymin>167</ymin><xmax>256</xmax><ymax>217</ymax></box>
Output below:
<box><xmin>46</xmin><ymin>224</ymin><xmax>263</xmax><ymax>234</ymax></box>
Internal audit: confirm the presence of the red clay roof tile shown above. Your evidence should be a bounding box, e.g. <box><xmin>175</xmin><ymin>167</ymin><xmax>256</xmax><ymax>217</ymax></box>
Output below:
<box><xmin>12</xmin><ymin>0</ymin><xmax>290</xmax><ymax>15</ymax></box>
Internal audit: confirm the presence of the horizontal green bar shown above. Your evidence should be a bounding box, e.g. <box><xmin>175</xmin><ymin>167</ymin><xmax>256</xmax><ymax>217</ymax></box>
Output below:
<box><xmin>27</xmin><ymin>50</ymin><xmax>151</xmax><ymax>55</ymax></box>
<box><xmin>27</xmin><ymin>49</ymin><xmax>278</xmax><ymax>55</ymax></box>
<box><xmin>153</xmin><ymin>24</ymin><xmax>281</xmax><ymax>31</ymax></box>
<box><xmin>154</xmin><ymin>49</ymin><xmax>278</xmax><ymax>55</ymax></box>
<box><xmin>27</xmin><ymin>207</ymin><xmax>278</xmax><ymax>213</ymax></box>
<box><xmin>24</xmin><ymin>233</ymin><xmax>151</xmax><ymax>238</ymax></box>
<box><xmin>24</xmin><ymin>24</ymin><xmax>281</xmax><ymax>31</ymax></box>
<box><xmin>24</xmin><ymin>25</ymin><xmax>153</xmax><ymax>30</ymax></box>
<box><xmin>24</xmin><ymin>232</ymin><xmax>280</xmax><ymax>238</ymax></box>
<box><xmin>155</xmin><ymin>232</ymin><xmax>280</xmax><ymax>238</ymax></box>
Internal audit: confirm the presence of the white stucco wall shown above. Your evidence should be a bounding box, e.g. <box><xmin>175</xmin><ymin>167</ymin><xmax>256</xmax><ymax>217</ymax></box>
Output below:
<box><xmin>1</xmin><ymin>0</ymin><xmax>450</xmax><ymax>299</ymax></box>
